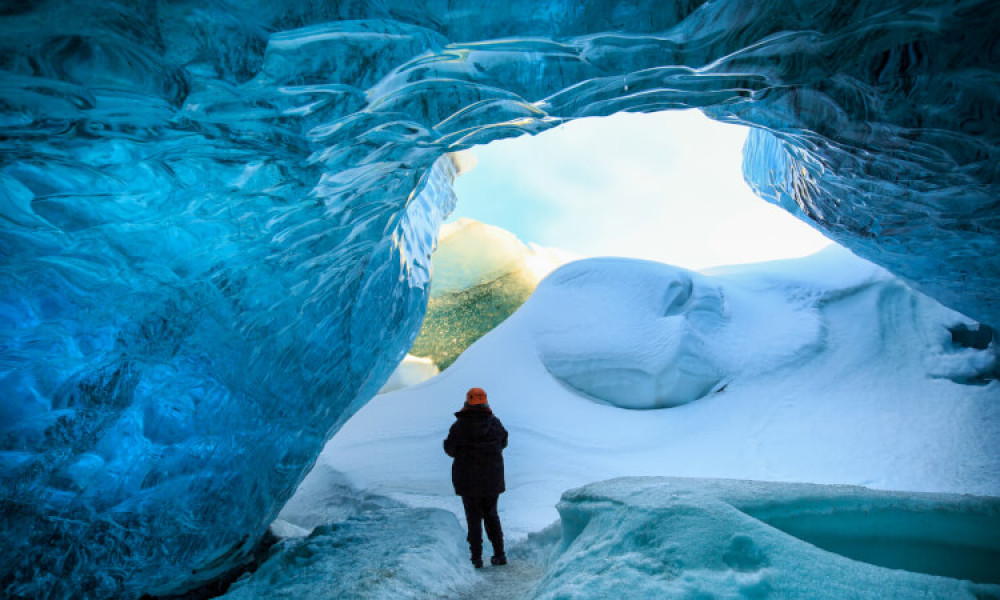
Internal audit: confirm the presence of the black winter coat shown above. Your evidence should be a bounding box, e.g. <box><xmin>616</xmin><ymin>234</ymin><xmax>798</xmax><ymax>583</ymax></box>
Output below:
<box><xmin>443</xmin><ymin>406</ymin><xmax>508</xmax><ymax>497</ymax></box>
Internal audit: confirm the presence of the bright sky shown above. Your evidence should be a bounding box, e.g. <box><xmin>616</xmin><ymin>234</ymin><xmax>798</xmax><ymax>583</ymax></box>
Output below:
<box><xmin>449</xmin><ymin>109</ymin><xmax>831</xmax><ymax>271</ymax></box>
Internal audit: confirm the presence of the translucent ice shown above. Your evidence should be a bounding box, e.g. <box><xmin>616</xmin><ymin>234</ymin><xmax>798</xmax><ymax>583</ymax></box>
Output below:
<box><xmin>224</xmin><ymin>506</ymin><xmax>472</xmax><ymax>600</ymax></box>
<box><xmin>1</xmin><ymin>0</ymin><xmax>997</xmax><ymax>595</ymax></box>
<box><xmin>539</xmin><ymin>477</ymin><xmax>1000</xmax><ymax>599</ymax></box>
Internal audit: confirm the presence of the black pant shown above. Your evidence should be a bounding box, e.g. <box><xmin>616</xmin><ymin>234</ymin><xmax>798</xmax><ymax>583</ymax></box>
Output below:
<box><xmin>461</xmin><ymin>495</ymin><xmax>504</xmax><ymax>560</ymax></box>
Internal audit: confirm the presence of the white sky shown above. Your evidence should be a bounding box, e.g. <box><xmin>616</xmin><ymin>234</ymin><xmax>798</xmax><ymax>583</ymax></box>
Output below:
<box><xmin>450</xmin><ymin>109</ymin><xmax>831</xmax><ymax>271</ymax></box>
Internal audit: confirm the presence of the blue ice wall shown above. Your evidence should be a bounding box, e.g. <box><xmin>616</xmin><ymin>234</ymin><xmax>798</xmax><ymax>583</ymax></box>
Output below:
<box><xmin>1</xmin><ymin>1</ymin><xmax>996</xmax><ymax>597</ymax></box>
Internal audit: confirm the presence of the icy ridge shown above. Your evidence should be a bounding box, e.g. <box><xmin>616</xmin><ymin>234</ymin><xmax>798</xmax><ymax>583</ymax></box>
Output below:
<box><xmin>539</xmin><ymin>477</ymin><xmax>1000</xmax><ymax>599</ymax></box>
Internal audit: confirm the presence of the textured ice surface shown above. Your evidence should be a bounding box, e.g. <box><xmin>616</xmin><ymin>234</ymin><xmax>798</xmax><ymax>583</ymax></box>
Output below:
<box><xmin>1</xmin><ymin>0</ymin><xmax>997</xmax><ymax>595</ymax></box>
<box><xmin>224</xmin><ymin>506</ymin><xmax>473</xmax><ymax>600</ymax></box>
<box><xmin>537</xmin><ymin>477</ymin><xmax>1000</xmax><ymax>599</ymax></box>
<box><xmin>231</xmin><ymin>466</ymin><xmax>475</xmax><ymax>599</ymax></box>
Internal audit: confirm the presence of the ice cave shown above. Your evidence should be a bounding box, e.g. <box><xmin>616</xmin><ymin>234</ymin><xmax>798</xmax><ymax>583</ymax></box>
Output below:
<box><xmin>1</xmin><ymin>1</ymin><xmax>997</xmax><ymax>598</ymax></box>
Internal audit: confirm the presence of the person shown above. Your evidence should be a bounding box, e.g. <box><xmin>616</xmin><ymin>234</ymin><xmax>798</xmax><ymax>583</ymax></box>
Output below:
<box><xmin>443</xmin><ymin>387</ymin><xmax>509</xmax><ymax>568</ymax></box>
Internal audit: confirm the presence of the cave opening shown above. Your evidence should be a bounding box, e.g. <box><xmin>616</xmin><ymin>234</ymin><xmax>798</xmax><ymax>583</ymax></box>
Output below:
<box><xmin>400</xmin><ymin>109</ymin><xmax>835</xmax><ymax>375</ymax></box>
<box><xmin>451</xmin><ymin>109</ymin><xmax>832</xmax><ymax>270</ymax></box>
<box><xmin>2</xmin><ymin>1</ymin><xmax>996</xmax><ymax>596</ymax></box>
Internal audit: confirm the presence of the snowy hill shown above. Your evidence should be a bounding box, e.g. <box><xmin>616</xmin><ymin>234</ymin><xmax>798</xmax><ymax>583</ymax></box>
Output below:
<box><xmin>283</xmin><ymin>247</ymin><xmax>999</xmax><ymax>541</ymax></box>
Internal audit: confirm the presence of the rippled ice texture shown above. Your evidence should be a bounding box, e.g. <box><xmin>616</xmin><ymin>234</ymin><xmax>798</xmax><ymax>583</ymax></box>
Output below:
<box><xmin>0</xmin><ymin>1</ymin><xmax>996</xmax><ymax>597</ymax></box>
<box><xmin>542</xmin><ymin>478</ymin><xmax>1000</xmax><ymax>598</ymax></box>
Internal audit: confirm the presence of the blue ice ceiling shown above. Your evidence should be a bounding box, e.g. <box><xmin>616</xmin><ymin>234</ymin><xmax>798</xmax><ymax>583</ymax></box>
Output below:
<box><xmin>1</xmin><ymin>0</ymin><xmax>997</xmax><ymax>597</ymax></box>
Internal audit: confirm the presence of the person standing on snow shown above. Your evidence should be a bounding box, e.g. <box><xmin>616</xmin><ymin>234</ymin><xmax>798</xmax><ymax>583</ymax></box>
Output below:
<box><xmin>444</xmin><ymin>387</ymin><xmax>509</xmax><ymax>569</ymax></box>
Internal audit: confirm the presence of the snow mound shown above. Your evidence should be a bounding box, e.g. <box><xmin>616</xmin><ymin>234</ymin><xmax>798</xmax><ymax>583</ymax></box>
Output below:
<box><xmin>925</xmin><ymin>323</ymin><xmax>1000</xmax><ymax>384</ymax></box>
<box><xmin>535</xmin><ymin>259</ymin><xmax>728</xmax><ymax>408</ymax></box>
<box><xmin>538</xmin><ymin>477</ymin><xmax>1000</xmax><ymax>599</ymax></box>
<box><xmin>224</xmin><ymin>506</ymin><xmax>474</xmax><ymax>599</ymax></box>
<box><xmin>532</xmin><ymin>257</ymin><xmax>827</xmax><ymax>408</ymax></box>
<box><xmin>298</xmin><ymin>248</ymin><xmax>999</xmax><ymax>541</ymax></box>
<box><xmin>531</xmin><ymin>247</ymin><xmax>998</xmax><ymax>410</ymax></box>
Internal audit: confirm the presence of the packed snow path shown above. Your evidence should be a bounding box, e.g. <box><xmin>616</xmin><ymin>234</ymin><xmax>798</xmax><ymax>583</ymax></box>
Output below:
<box><xmin>455</xmin><ymin>561</ymin><xmax>545</xmax><ymax>600</ymax></box>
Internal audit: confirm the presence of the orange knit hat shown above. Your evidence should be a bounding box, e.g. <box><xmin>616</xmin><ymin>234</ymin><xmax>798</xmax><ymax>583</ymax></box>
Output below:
<box><xmin>465</xmin><ymin>387</ymin><xmax>488</xmax><ymax>406</ymax></box>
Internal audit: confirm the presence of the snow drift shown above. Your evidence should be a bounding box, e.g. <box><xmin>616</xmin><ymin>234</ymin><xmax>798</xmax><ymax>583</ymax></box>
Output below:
<box><xmin>303</xmin><ymin>248</ymin><xmax>999</xmax><ymax>543</ymax></box>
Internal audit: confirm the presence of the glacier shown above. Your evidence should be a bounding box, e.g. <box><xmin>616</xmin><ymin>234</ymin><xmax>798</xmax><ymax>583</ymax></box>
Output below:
<box><xmin>0</xmin><ymin>0</ymin><xmax>997</xmax><ymax>597</ymax></box>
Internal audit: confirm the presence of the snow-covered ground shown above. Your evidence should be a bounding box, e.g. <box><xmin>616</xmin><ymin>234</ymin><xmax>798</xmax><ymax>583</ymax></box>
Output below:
<box><xmin>284</xmin><ymin>246</ymin><xmax>998</xmax><ymax>540</ymax></box>
<box><xmin>251</xmin><ymin>246</ymin><xmax>999</xmax><ymax>598</ymax></box>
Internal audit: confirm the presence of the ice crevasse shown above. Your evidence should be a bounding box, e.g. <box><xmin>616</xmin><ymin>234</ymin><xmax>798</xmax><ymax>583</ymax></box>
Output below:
<box><xmin>0</xmin><ymin>1</ymin><xmax>997</xmax><ymax>597</ymax></box>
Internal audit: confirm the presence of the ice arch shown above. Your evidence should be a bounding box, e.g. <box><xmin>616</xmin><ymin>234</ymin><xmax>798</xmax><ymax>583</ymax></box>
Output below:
<box><xmin>0</xmin><ymin>1</ymin><xmax>996</xmax><ymax>596</ymax></box>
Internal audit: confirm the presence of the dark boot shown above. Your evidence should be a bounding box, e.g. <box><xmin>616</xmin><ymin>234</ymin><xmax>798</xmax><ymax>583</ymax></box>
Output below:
<box><xmin>469</xmin><ymin>542</ymin><xmax>483</xmax><ymax>569</ymax></box>
<box><xmin>490</xmin><ymin>554</ymin><xmax>507</xmax><ymax>566</ymax></box>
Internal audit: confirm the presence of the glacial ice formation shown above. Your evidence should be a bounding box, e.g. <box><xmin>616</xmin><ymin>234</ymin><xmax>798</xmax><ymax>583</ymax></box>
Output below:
<box><xmin>225</xmin><ymin>505</ymin><xmax>473</xmax><ymax>600</ymax></box>
<box><xmin>538</xmin><ymin>477</ymin><xmax>1000</xmax><ymax>599</ymax></box>
<box><xmin>218</xmin><ymin>476</ymin><xmax>1000</xmax><ymax>599</ymax></box>
<box><xmin>1</xmin><ymin>0</ymin><xmax>997</xmax><ymax>596</ymax></box>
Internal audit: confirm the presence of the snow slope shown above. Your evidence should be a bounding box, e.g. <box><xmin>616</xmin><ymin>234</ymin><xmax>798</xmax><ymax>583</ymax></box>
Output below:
<box><xmin>283</xmin><ymin>246</ymin><xmax>999</xmax><ymax>542</ymax></box>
